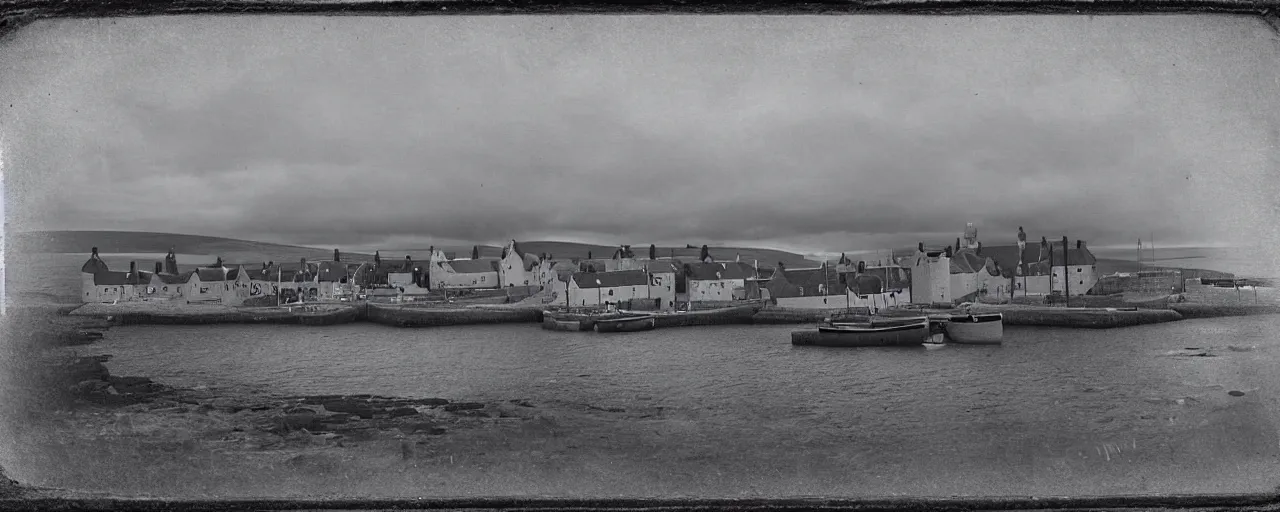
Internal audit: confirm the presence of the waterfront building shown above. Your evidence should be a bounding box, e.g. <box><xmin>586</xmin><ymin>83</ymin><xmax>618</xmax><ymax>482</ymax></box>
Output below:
<box><xmin>184</xmin><ymin>267</ymin><xmax>231</xmax><ymax>304</ymax></box>
<box><xmin>429</xmin><ymin>248</ymin><xmax>500</xmax><ymax>290</ymax></box>
<box><xmin>498</xmin><ymin>240</ymin><xmax>542</xmax><ymax>288</ymax></box>
<box><xmin>948</xmin><ymin>247</ymin><xmax>1005</xmax><ymax>302</ymax></box>
<box><xmin>909</xmin><ymin>244</ymin><xmax>952</xmax><ymax>304</ymax></box>
<box><xmin>563</xmin><ymin>269</ymin><xmax>651</xmax><ymax>307</ymax></box>
<box><xmin>315</xmin><ymin>260</ymin><xmax>352</xmax><ymax>300</ymax></box>
<box><xmin>642</xmin><ymin>260</ymin><xmax>679</xmax><ymax>310</ymax></box>
<box><xmin>146</xmin><ymin>262</ymin><xmax>186</xmax><ymax>299</ymax></box>
<box><xmin>684</xmin><ymin>261</ymin><xmax>760</xmax><ymax>302</ymax></box>
<box><xmin>980</xmin><ymin>238</ymin><xmax>1099</xmax><ymax>297</ymax></box>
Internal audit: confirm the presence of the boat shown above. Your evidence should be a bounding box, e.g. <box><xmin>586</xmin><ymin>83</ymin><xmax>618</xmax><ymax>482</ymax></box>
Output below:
<box><xmin>828</xmin><ymin>315</ymin><xmax>930</xmax><ymax>328</ymax></box>
<box><xmin>943</xmin><ymin>312</ymin><xmax>1004</xmax><ymax>344</ymax></box>
<box><xmin>812</xmin><ymin>319</ymin><xmax>931</xmax><ymax>347</ymax></box>
<box><xmin>548</xmin><ymin>319</ymin><xmax>583</xmax><ymax>332</ymax></box>
<box><xmin>593</xmin><ymin>315</ymin><xmax>657</xmax><ymax>333</ymax></box>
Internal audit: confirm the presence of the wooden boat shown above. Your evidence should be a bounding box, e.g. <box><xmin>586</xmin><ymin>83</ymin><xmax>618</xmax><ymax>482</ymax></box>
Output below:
<box><xmin>812</xmin><ymin>319</ymin><xmax>931</xmax><ymax>347</ymax></box>
<box><xmin>943</xmin><ymin>312</ymin><xmax>1003</xmax><ymax>344</ymax></box>
<box><xmin>828</xmin><ymin>315</ymin><xmax>930</xmax><ymax>328</ymax></box>
<box><xmin>549</xmin><ymin>319</ymin><xmax>583</xmax><ymax>332</ymax></box>
<box><xmin>593</xmin><ymin>315</ymin><xmax>657</xmax><ymax>333</ymax></box>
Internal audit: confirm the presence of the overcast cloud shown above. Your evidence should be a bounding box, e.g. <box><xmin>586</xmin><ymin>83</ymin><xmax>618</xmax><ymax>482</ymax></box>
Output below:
<box><xmin>2</xmin><ymin>15</ymin><xmax>1278</xmax><ymax>254</ymax></box>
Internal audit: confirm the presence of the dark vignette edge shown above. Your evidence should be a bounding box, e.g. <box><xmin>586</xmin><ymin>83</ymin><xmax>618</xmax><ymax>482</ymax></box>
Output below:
<box><xmin>1</xmin><ymin>0</ymin><xmax>1279</xmax><ymax>509</ymax></box>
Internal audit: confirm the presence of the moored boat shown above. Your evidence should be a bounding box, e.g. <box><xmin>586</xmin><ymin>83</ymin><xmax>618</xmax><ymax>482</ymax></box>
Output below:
<box><xmin>943</xmin><ymin>312</ymin><xmax>1003</xmax><ymax>344</ymax></box>
<box><xmin>548</xmin><ymin>319</ymin><xmax>584</xmax><ymax>332</ymax></box>
<box><xmin>593</xmin><ymin>315</ymin><xmax>657</xmax><ymax>333</ymax></box>
<box><xmin>809</xmin><ymin>319</ymin><xmax>931</xmax><ymax>347</ymax></box>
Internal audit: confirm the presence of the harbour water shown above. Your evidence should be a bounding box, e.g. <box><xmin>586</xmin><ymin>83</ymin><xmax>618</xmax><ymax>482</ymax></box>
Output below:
<box><xmin>40</xmin><ymin>315</ymin><xmax>1280</xmax><ymax>498</ymax></box>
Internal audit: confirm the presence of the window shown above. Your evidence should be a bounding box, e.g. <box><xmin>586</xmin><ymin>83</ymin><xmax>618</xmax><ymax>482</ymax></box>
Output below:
<box><xmin>608</xmin><ymin>290</ymin><xmax>614</xmax><ymax>296</ymax></box>
<box><xmin>480</xmin><ymin>276</ymin><xmax>486</xmax><ymax>282</ymax></box>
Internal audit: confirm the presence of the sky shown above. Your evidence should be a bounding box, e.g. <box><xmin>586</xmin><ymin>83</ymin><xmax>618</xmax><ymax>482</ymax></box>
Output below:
<box><xmin>2</xmin><ymin>15</ymin><xmax>1279</xmax><ymax>256</ymax></box>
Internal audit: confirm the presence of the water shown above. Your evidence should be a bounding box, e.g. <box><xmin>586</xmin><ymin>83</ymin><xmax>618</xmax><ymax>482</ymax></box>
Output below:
<box><xmin>64</xmin><ymin>316</ymin><xmax>1280</xmax><ymax>496</ymax></box>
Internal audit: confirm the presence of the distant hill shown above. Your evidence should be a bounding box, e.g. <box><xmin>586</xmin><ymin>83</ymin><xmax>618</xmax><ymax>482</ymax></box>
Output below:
<box><xmin>12</xmin><ymin>231</ymin><xmax>821</xmax><ymax>269</ymax></box>
<box><xmin>382</xmin><ymin>241</ymin><xmax>821</xmax><ymax>268</ymax></box>
<box><xmin>9</xmin><ymin>230</ymin><xmax>373</xmax><ymax>264</ymax></box>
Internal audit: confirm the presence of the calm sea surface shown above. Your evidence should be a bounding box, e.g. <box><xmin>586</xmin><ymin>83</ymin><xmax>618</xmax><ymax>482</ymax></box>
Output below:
<box><xmin>69</xmin><ymin>316</ymin><xmax>1280</xmax><ymax>496</ymax></box>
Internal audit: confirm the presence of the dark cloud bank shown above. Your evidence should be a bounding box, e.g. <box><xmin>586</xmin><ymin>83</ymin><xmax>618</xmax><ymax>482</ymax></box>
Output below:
<box><xmin>3</xmin><ymin>16</ymin><xmax>1278</xmax><ymax>254</ymax></box>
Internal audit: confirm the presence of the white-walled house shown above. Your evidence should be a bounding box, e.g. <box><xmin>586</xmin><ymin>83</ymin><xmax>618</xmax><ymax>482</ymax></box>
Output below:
<box><xmin>981</xmin><ymin>239</ymin><xmax>1100</xmax><ymax>297</ymax></box>
<box><xmin>642</xmin><ymin>261</ymin><xmax>679</xmax><ymax>310</ymax></box>
<box><xmin>184</xmin><ymin>268</ymin><xmax>230</xmax><ymax>303</ymax></box>
<box><xmin>147</xmin><ymin>272</ymin><xmax>186</xmax><ymax>299</ymax></box>
<box><xmin>684</xmin><ymin>262</ymin><xmax>759</xmax><ymax>302</ymax></box>
<box><xmin>565</xmin><ymin>270</ymin><xmax>652</xmax><ymax>307</ymax></box>
<box><xmin>909</xmin><ymin>244</ymin><xmax>952</xmax><ymax>304</ymax></box>
<box><xmin>499</xmin><ymin>240</ymin><xmax>542</xmax><ymax>288</ymax></box>
<box><xmin>429</xmin><ymin>249</ymin><xmax>500</xmax><ymax>290</ymax></box>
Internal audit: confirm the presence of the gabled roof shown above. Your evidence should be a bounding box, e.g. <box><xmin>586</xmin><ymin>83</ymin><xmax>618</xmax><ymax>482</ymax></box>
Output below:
<box><xmin>979</xmin><ymin>241</ymin><xmax>1096</xmax><ymax>276</ymax></box>
<box><xmin>193</xmin><ymin>268</ymin><xmax>229</xmax><ymax>282</ymax></box>
<box><xmin>81</xmin><ymin>256</ymin><xmax>110</xmax><ymax>274</ymax></box>
<box><xmin>129</xmin><ymin>270</ymin><xmax>155</xmax><ymax>285</ymax></box>
<box><xmin>152</xmin><ymin>273</ymin><xmax>187</xmax><ymax>285</ymax></box>
<box><xmin>521</xmin><ymin>253</ymin><xmax>541</xmax><ymax>271</ymax></box>
<box><xmin>316</xmin><ymin>261</ymin><xmax>348</xmax><ymax>282</ymax></box>
<box><xmin>643</xmin><ymin>261</ymin><xmax>679</xmax><ymax>274</ymax></box>
<box><xmin>572</xmin><ymin>270</ymin><xmax>650</xmax><ymax>289</ymax></box>
<box><xmin>447</xmin><ymin>258</ymin><xmax>500</xmax><ymax>274</ymax></box>
<box><xmin>92</xmin><ymin>271</ymin><xmax>131</xmax><ymax>286</ymax></box>
<box><xmin>684</xmin><ymin>262</ymin><xmax>757</xmax><ymax>281</ymax></box>
<box><xmin>766</xmin><ymin>267</ymin><xmax>847</xmax><ymax>297</ymax></box>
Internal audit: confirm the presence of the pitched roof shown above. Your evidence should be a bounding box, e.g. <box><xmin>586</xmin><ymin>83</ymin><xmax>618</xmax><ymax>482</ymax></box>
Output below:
<box><xmin>193</xmin><ymin>268</ymin><xmax>229</xmax><ymax>282</ymax></box>
<box><xmin>643</xmin><ymin>260</ymin><xmax>679</xmax><ymax>274</ymax></box>
<box><xmin>522</xmin><ymin>253</ymin><xmax>541</xmax><ymax>271</ymax></box>
<box><xmin>766</xmin><ymin>267</ymin><xmax>847</xmax><ymax>297</ymax></box>
<box><xmin>92</xmin><ymin>271</ymin><xmax>131</xmax><ymax>286</ymax></box>
<box><xmin>129</xmin><ymin>270</ymin><xmax>155</xmax><ymax>285</ymax></box>
<box><xmin>684</xmin><ymin>262</ymin><xmax>757</xmax><ymax>281</ymax></box>
<box><xmin>81</xmin><ymin>256</ymin><xmax>110</xmax><ymax>274</ymax></box>
<box><xmin>979</xmin><ymin>242</ymin><xmax>1096</xmax><ymax>276</ymax></box>
<box><xmin>153</xmin><ymin>273</ymin><xmax>187</xmax><ymax>285</ymax></box>
<box><xmin>446</xmin><ymin>258</ymin><xmax>499</xmax><ymax>274</ymax></box>
<box><xmin>572</xmin><ymin>270</ymin><xmax>650</xmax><ymax>289</ymax></box>
<box><xmin>316</xmin><ymin>261</ymin><xmax>348</xmax><ymax>282</ymax></box>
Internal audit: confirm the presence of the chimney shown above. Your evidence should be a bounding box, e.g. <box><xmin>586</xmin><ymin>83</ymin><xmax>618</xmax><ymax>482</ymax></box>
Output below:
<box><xmin>155</xmin><ymin>262</ymin><xmax>163</xmax><ymax>274</ymax></box>
<box><xmin>301</xmin><ymin>258</ymin><xmax>308</xmax><ymax>277</ymax></box>
<box><xmin>91</xmin><ymin>247</ymin><xmax>99</xmax><ymax>258</ymax></box>
<box><xmin>130</xmin><ymin>261</ymin><xmax>136</xmax><ymax>274</ymax></box>
<box><xmin>334</xmin><ymin>249</ymin><xmax>340</xmax><ymax>262</ymax></box>
<box><xmin>918</xmin><ymin>242</ymin><xmax>925</xmax><ymax>252</ymax></box>
<box><xmin>945</xmin><ymin>246</ymin><xmax>953</xmax><ymax>258</ymax></box>
<box><xmin>1077</xmin><ymin>240</ymin><xmax>1083</xmax><ymax>250</ymax></box>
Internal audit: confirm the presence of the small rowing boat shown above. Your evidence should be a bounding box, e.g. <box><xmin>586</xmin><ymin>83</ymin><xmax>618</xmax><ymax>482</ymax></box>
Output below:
<box><xmin>943</xmin><ymin>312</ymin><xmax>1003</xmax><ymax>344</ymax></box>
<box><xmin>811</xmin><ymin>319</ymin><xmax>932</xmax><ymax>347</ymax></box>
<box><xmin>593</xmin><ymin>315</ymin><xmax>657</xmax><ymax>333</ymax></box>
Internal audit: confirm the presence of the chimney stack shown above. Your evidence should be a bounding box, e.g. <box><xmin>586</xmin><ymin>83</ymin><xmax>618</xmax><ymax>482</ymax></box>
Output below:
<box><xmin>1077</xmin><ymin>240</ymin><xmax>1083</xmax><ymax>250</ymax></box>
<box><xmin>334</xmin><ymin>249</ymin><xmax>340</xmax><ymax>262</ymax></box>
<box><xmin>918</xmin><ymin>242</ymin><xmax>925</xmax><ymax>252</ymax></box>
<box><xmin>130</xmin><ymin>261</ymin><xmax>136</xmax><ymax>273</ymax></box>
<box><xmin>155</xmin><ymin>262</ymin><xmax>163</xmax><ymax>274</ymax></box>
<box><xmin>91</xmin><ymin>247</ymin><xmax>99</xmax><ymax>258</ymax></box>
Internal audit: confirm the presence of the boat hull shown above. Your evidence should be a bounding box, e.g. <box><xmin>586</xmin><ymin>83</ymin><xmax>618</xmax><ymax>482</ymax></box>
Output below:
<box><xmin>594</xmin><ymin>316</ymin><xmax>657</xmax><ymax>333</ymax></box>
<box><xmin>944</xmin><ymin>313</ymin><xmax>1004</xmax><ymax>344</ymax></box>
<box><xmin>811</xmin><ymin>321</ymin><xmax>931</xmax><ymax>347</ymax></box>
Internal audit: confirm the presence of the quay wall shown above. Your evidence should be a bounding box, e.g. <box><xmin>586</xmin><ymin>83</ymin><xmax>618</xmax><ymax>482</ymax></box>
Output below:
<box><xmin>1169</xmin><ymin>303</ymin><xmax>1280</xmax><ymax>319</ymax></box>
<box><xmin>364</xmin><ymin>303</ymin><xmax>541</xmax><ymax>328</ymax></box>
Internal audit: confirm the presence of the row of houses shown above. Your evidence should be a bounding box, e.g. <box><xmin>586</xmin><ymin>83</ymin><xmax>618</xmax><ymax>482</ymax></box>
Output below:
<box><xmin>907</xmin><ymin>227</ymin><xmax>1101</xmax><ymax>304</ymax></box>
<box><xmin>77</xmin><ymin>226</ymin><xmax>1102</xmax><ymax>308</ymax></box>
